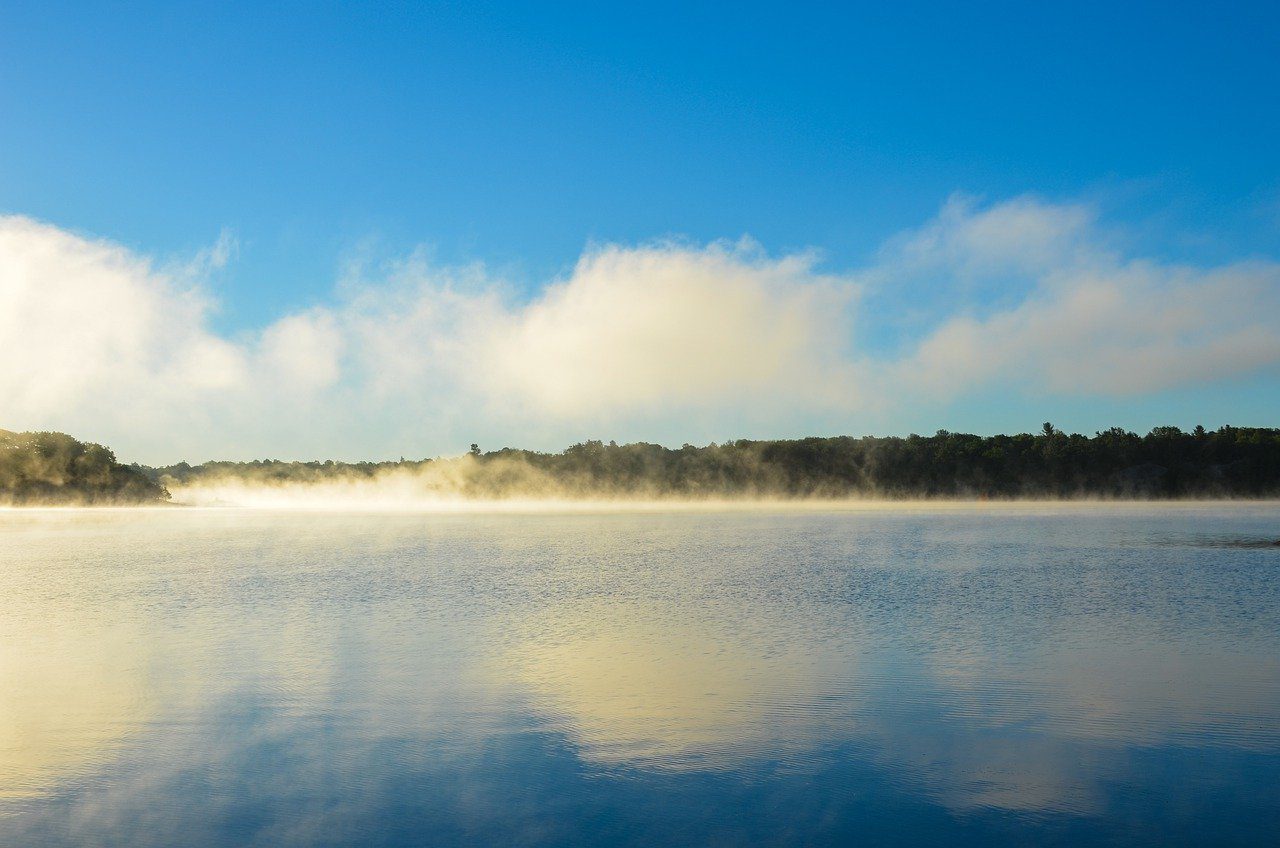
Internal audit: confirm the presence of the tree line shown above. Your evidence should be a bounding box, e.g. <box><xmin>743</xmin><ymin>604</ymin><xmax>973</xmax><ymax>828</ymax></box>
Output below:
<box><xmin>150</xmin><ymin>424</ymin><xmax>1280</xmax><ymax>499</ymax></box>
<box><xmin>5</xmin><ymin>424</ymin><xmax>1279</xmax><ymax>504</ymax></box>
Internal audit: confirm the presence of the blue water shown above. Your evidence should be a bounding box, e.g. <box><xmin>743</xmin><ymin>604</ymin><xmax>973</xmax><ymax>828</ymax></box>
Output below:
<box><xmin>1</xmin><ymin>504</ymin><xmax>1278</xmax><ymax>846</ymax></box>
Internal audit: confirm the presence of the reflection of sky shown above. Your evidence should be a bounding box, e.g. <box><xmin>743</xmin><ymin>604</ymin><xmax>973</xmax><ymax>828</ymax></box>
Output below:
<box><xmin>495</xmin><ymin>598</ymin><xmax>865</xmax><ymax>770</ymax></box>
<box><xmin>0</xmin><ymin>618</ymin><xmax>150</xmax><ymax>799</ymax></box>
<box><xmin>1</xmin><ymin>506</ymin><xmax>1279</xmax><ymax>846</ymax></box>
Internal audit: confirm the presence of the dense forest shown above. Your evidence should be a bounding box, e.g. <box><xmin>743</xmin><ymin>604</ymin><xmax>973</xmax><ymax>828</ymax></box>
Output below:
<box><xmin>6</xmin><ymin>424</ymin><xmax>1280</xmax><ymax>504</ymax></box>
<box><xmin>0</xmin><ymin>429</ymin><xmax>170</xmax><ymax>504</ymax></box>
<box><xmin>151</xmin><ymin>424</ymin><xmax>1280</xmax><ymax>500</ymax></box>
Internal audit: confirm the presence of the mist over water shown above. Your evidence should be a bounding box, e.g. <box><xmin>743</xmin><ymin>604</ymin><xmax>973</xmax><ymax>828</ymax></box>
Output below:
<box><xmin>161</xmin><ymin>453</ymin><xmax>811</xmax><ymax>508</ymax></box>
<box><xmin>154</xmin><ymin>425</ymin><xmax>1280</xmax><ymax>508</ymax></box>
<box><xmin>1</xmin><ymin>504</ymin><xmax>1278</xmax><ymax>846</ymax></box>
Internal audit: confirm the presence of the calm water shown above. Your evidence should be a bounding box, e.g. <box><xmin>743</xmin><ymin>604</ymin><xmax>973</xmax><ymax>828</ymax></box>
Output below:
<box><xmin>1</xmin><ymin>504</ymin><xmax>1278</xmax><ymax>846</ymax></box>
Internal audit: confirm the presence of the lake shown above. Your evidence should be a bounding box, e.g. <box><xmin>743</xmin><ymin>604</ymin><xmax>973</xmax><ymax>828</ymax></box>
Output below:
<box><xmin>1</xmin><ymin>504</ymin><xmax>1278</xmax><ymax>846</ymax></box>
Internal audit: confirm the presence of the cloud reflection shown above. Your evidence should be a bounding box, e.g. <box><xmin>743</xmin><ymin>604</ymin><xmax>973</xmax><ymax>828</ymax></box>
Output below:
<box><xmin>497</xmin><ymin>598</ymin><xmax>861</xmax><ymax>770</ymax></box>
<box><xmin>0</xmin><ymin>621</ymin><xmax>151</xmax><ymax>800</ymax></box>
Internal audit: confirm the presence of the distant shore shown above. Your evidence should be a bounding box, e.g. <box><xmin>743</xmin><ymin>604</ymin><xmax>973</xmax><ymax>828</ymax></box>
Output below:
<box><xmin>6</xmin><ymin>425</ymin><xmax>1280</xmax><ymax>506</ymax></box>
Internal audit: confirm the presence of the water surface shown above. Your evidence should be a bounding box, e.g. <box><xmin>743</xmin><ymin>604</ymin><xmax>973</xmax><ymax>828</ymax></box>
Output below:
<box><xmin>2</xmin><ymin>504</ymin><xmax>1278</xmax><ymax>846</ymax></box>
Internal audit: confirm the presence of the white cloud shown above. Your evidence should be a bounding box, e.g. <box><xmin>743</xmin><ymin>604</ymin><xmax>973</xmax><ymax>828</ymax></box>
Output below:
<box><xmin>474</xmin><ymin>240</ymin><xmax>858</xmax><ymax>417</ymax></box>
<box><xmin>1</xmin><ymin>198</ymin><xmax>1277</xmax><ymax>463</ymax></box>
<box><xmin>881</xmin><ymin>201</ymin><xmax>1280</xmax><ymax>399</ymax></box>
<box><xmin>0</xmin><ymin>217</ymin><xmax>247</xmax><ymax>438</ymax></box>
<box><xmin>886</xmin><ymin>194</ymin><xmax>1096</xmax><ymax>278</ymax></box>
<box><xmin>258</xmin><ymin>312</ymin><xmax>344</xmax><ymax>393</ymax></box>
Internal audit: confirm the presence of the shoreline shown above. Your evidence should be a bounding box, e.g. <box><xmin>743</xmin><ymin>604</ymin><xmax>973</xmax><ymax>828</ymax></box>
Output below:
<box><xmin>4</xmin><ymin>498</ymin><xmax>1280</xmax><ymax>515</ymax></box>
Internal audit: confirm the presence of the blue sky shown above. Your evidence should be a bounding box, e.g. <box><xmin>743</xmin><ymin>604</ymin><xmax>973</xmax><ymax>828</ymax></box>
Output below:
<box><xmin>1</xmin><ymin>2</ymin><xmax>1279</xmax><ymax>461</ymax></box>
